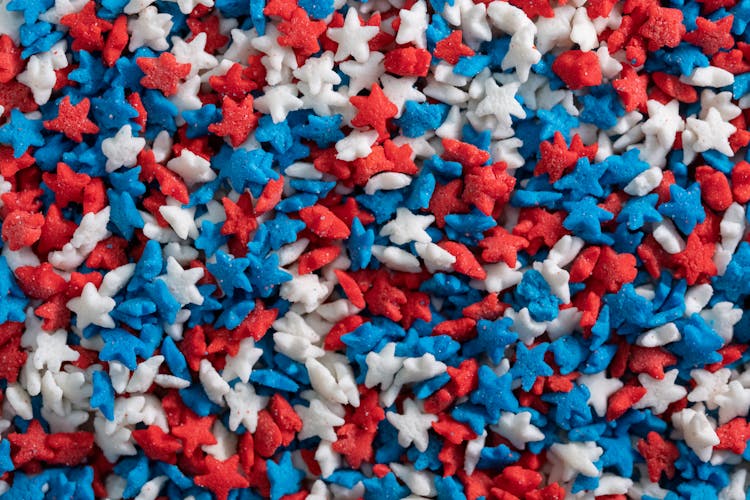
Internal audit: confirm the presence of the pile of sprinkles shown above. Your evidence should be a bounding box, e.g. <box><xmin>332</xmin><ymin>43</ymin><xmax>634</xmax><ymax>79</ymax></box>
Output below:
<box><xmin>2</xmin><ymin>0</ymin><xmax>750</xmax><ymax>497</ymax></box>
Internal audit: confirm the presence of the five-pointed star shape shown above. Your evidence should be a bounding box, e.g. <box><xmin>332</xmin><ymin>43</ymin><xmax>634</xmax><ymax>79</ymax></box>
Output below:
<box><xmin>365</xmin><ymin>342</ymin><xmax>405</xmax><ymax>390</ymax></box>
<box><xmin>641</xmin><ymin>99</ymin><xmax>684</xmax><ymax>150</ymax></box>
<box><xmin>380</xmin><ymin>208</ymin><xmax>435</xmax><ymax>245</ymax></box>
<box><xmin>225</xmin><ymin>382</ymin><xmax>268</xmax><ymax>432</ymax></box>
<box><xmin>633</xmin><ymin>369</ymin><xmax>688</xmax><ymax>415</ymax></box>
<box><xmin>386</xmin><ymin>399</ymin><xmax>437</xmax><ymax>452</ymax></box>
<box><xmin>327</xmin><ymin>9</ymin><xmax>379</xmax><ymax>62</ymax></box>
<box><xmin>101</xmin><ymin>125</ymin><xmax>146</xmax><ymax>173</ymax></box>
<box><xmin>166</xmin><ymin>148</ymin><xmax>216</xmax><ymax>187</ymax></box>
<box><xmin>32</xmin><ymin>330</ymin><xmax>80</xmax><ymax>372</ymax></box>
<box><xmin>672</xmin><ymin>407</ymin><xmax>719</xmax><ymax>462</ymax></box>
<box><xmin>549</xmin><ymin>441</ymin><xmax>603</xmax><ymax>481</ymax></box>
<box><xmin>682</xmin><ymin>107</ymin><xmax>736</xmax><ymax>163</ymax></box>
<box><xmin>578</xmin><ymin>371</ymin><xmax>624</xmax><ymax>417</ymax></box>
<box><xmin>492</xmin><ymin>411</ymin><xmax>545</xmax><ymax>449</ymax></box>
<box><xmin>222</xmin><ymin>338</ymin><xmax>264</xmax><ymax>383</ymax></box>
<box><xmin>127</xmin><ymin>6</ymin><xmax>173</xmax><ymax>52</ymax></box>
<box><xmin>293</xmin><ymin>51</ymin><xmax>341</xmax><ymax>96</ymax></box>
<box><xmin>156</xmin><ymin>256</ymin><xmax>204</xmax><ymax>306</ymax></box>
<box><xmin>254</xmin><ymin>84</ymin><xmax>304</xmax><ymax>123</ymax></box>
<box><xmin>172</xmin><ymin>32</ymin><xmax>218</xmax><ymax>77</ymax></box>
<box><xmin>475</xmin><ymin>78</ymin><xmax>526</xmax><ymax>128</ymax></box>
<box><xmin>295</xmin><ymin>398</ymin><xmax>345</xmax><ymax>441</ymax></box>
<box><xmin>715</xmin><ymin>380</ymin><xmax>750</xmax><ymax>424</ymax></box>
<box><xmin>66</xmin><ymin>282</ymin><xmax>116</xmax><ymax>331</ymax></box>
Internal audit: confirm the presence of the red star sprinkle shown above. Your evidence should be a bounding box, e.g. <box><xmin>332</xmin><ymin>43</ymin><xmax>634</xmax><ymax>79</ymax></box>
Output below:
<box><xmin>103</xmin><ymin>15</ymin><xmax>128</xmax><ymax>66</ymax></box>
<box><xmin>461</xmin><ymin>163</ymin><xmax>516</xmax><ymax>216</ymax></box>
<box><xmin>2</xmin><ymin>210</ymin><xmax>44</xmax><ymax>250</ymax></box>
<box><xmin>194</xmin><ymin>455</ymin><xmax>249</xmax><ymax>500</ymax></box>
<box><xmin>0</xmin><ymin>35</ymin><xmax>23</xmax><ymax>84</ymax></box>
<box><xmin>637</xmin><ymin>431</ymin><xmax>679</xmax><ymax>482</ymax></box>
<box><xmin>350</xmin><ymin>84</ymin><xmax>398</xmax><ymax>141</ymax></box>
<box><xmin>209</xmin><ymin>63</ymin><xmax>261</xmax><ymax>100</ymax></box>
<box><xmin>43</xmin><ymin>96</ymin><xmax>99</xmax><ymax>142</ymax></box>
<box><xmin>132</xmin><ymin>426</ymin><xmax>183</xmax><ymax>464</ymax></box>
<box><xmin>209</xmin><ymin>95</ymin><xmax>258</xmax><ymax>147</ymax></box>
<box><xmin>60</xmin><ymin>1</ymin><xmax>113</xmax><ymax>53</ymax></box>
<box><xmin>137</xmin><ymin>53</ymin><xmax>192</xmax><ymax>96</ymax></box>
<box><xmin>613</xmin><ymin>64</ymin><xmax>649</xmax><ymax>113</ymax></box>
<box><xmin>42</xmin><ymin>162</ymin><xmax>91</xmax><ymax>208</ymax></box>
<box><xmin>8</xmin><ymin>420</ymin><xmax>55</xmax><ymax>467</ymax></box>
<box><xmin>187</xmin><ymin>15</ymin><xmax>229</xmax><ymax>53</ymax></box>
<box><xmin>552</xmin><ymin>50</ymin><xmax>602</xmax><ymax>90</ymax></box>
<box><xmin>277</xmin><ymin>8</ymin><xmax>327</xmax><ymax>56</ymax></box>
<box><xmin>298</xmin><ymin>205</ymin><xmax>351</xmax><ymax>239</ymax></box>
<box><xmin>684</xmin><ymin>15</ymin><xmax>735</xmax><ymax>55</ymax></box>
<box><xmin>171</xmin><ymin>412</ymin><xmax>217</xmax><ymax>457</ymax></box>
<box><xmin>715</xmin><ymin>418</ymin><xmax>750</xmax><ymax>454</ymax></box>
<box><xmin>638</xmin><ymin>5</ymin><xmax>686</xmax><ymax>51</ymax></box>
<box><xmin>434</xmin><ymin>31</ymin><xmax>475</xmax><ymax>65</ymax></box>
<box><xmin>0</xmin><ymin>322</ymin><xmax>27</xmax><ymax>383</ymax></box>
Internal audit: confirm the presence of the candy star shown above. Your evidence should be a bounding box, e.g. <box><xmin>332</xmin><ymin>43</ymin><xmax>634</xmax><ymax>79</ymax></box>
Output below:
<box><xmin>32</xmin><ymin>330</ymin><xmax>79</xmax><ymax>372</ymax></box>
<box><xmin>379</xmin><ymin>208</ymin><xmax>435</xmax><ymax>245</ymax></box>
<box><xmin>66</xmin><ymin>282</ymin><xmax>116</xmax><ymax>331</ymax></box>
<box><xmin>633</xmin><ymin>369</ymin><xmax>688</xmax><ymax>415</ymax></box>
<box><xmin>687</xmin><ymin>368</ymin><xmax>730</xmax><ymax>409</ymax></box>
<box><xmin>475</xmin><ymin>78</ymin><xmax>526</xmax><ymax>130</ymax></box>
<box><xmin>225</xmin><ymin>382</ymin><xmax>267</xmax><ymax>432</ymax></box>
<box><xmin>715</xmin><ymin>380</ymin><xmax>750</xmax><ymax>424</ymax></box>
<box><xmin>166</xmin><ymin>148</ymin><xmax>216</xmax><ymax>187</ymax></box>
<box><xmin>386</xmin><ymin>399</ymin><xmax>437</xmax><ymax>452</ymax></box>
<box><xmin>16</xmin><ymin>54</ymin><xmax>56</xmax><ymax>105</ymax></box>
<box><xmin>171</xmin><ymin>33</ymin><xmax>218</xmax><ymax>77</ymax></box>
<box><xmin>43</xmin><ymin>96</ymin><xmax>99</xmax><ymax>142</ymax></box>
<box><xmin>340</xmin><ymin>51</ymin><xmax>385</xmax><ymax>96</ymax></box>
<box><xmin>155</xmin><ymin>256</ymin><xmax>204</xmax><ymax>306</ymax></box>
<box><xmin>681</xmin><ymin>107</ymin><xmax>736</xmax><ymax>163</ymax></box>
<box><xmin>127</xmin><ymin>6</ymin><xmax>172</xmax><ymax>51</ymax></box>
<box><xmin>549</xmin><ymin>441</ymin><xmax>603</xmax><ymax>480</ymax></box>
<box><xmin>491</xmin><ymin>411</ymin><xmax>545</xmax><ymax>449</ymax></box>
<box><xmin>292</xmin><ymin>52</ymin><xmax>341</xmax><ymax>96</ymax></box>
<box><xmin>397</xmin><ymin>0</ymin><xmax>428</xmax><ymax>48</ymax></box>
<box><xmin>365</xmin><ymin>342</ymin><xmax>405</xmax><ymax>390</ymax></box>
<box><xmin>502</xmin><ymin>29</ymin><xmax>541</xmax><ymax>82</ymax></box>
<box><xmin>221</xmin><ymin>338</ymin><xmax>263</xmax><ymax>383</ymax></box>
<box><xmin>671</xmin><ymin>407</ymin><xmax>719</xmax><ymax>462</ymax></box>
<box><xmin>295</xmin><ymin>398</ymin><xmax>345</xmax><ymax>441</ymax></box>
<box><xmin>578</xmin><ymin>371</ymin><xmax>624</xmax><ymax>418</ymax></box>
<box><xmin>101</xmin><ymin>125</ymin><xmax>146</xmax><ymax>173</ymax></box>
<box><xmin>327</xmin><ymin>9</ymin><xmax>379</xmax><ymax>62</ymax></box>
<box><xmin>254</xmin><ymin>84</ymin><xmax>303</xmax><ymax>123</ymax></box>
<box><xmin>640</xmin><ymin>99</ymin><xmax>684</xmax><ymax>150</ymax></box>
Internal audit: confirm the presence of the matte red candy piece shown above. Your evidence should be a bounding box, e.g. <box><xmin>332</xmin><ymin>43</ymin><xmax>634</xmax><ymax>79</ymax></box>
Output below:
<box><xmin>384</xmin><ymin>47</ymin><xmax>432</xmax><ymax>77</ymax></box>
<box><xmin>552</xmin><ymin>50</ymin><xmax>602</xmax><ymax>90</ymax></box>
<box><xmin>731</xmin><ymin>160</ymin><xmax>750</xmax><ymax>203</ymax></box>
<box><xmin>696</xmin><ymin>166</ymin><xmax>732</xmax><ymax>212</ymax></box>
<box><xmin>254</xmin><ymin>410</ymin><xmax>283</xmax><ymax>458</ymax></box>
<box><xmin>434</xmin><ymin>31</ymin><xmax>474</xmax><ymax>65</ymax></box>
<box><xmin>637</xmin><ymin>431</ymin><xmax>679</xmax><ymax>482</ymax></box>
<box><xmin>606</xmin><ymin>385</ymin><xmax>647</xmax><ymax>421</ymax></box>
<box><xmin>298</xmin><ymin>205</ymin><xmax>351</xmax><ymax>239</ymax></box>
<box><xmin>2</xmin><ymin>210</ymin><xmax>44</xmax><ymax>250</ymax></box>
